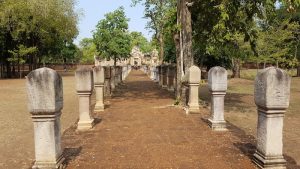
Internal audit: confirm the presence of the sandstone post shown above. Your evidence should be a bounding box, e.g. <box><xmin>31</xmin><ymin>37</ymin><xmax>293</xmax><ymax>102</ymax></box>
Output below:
<box><xmin>188</xmin><ymin>66</ymin><xmax>201</xmax><ymax>113</ymax></box>
<box><xmin>155</xmin><ymin>66</ymin><xmax>159</xmax><ymax>83</ymax></box>
<box><xmin>208</xmin><ymin>66</ymin><xmax>227</xmax><ymax>131</ymax></box>
<box><xmin>93</xmin><ymin>66</ymin><xmax>105</xmax><ymax>112</ymax></box>
<box><xmin>26</xmin><ymin>67</ymin><xmax>64</xmax><ymax>169</ymax></box>
<box><xmin>104</xmin><ymin>66</ymin><xmax>112</xmax><ymax>97</ymax></box>
<box><xmin>253</xmin><ymin>67</ymin><xmax>290</xmax><ymax>169</ymax></box>
<box><xmin>76</xmin><ymin>68</ymin><xmax>95</xmax><ymax>130</ymax></box>
<box><xmin>110</xmin><ymin>67</ymin><xmax>116</xmax><ymax>90</ymax></box>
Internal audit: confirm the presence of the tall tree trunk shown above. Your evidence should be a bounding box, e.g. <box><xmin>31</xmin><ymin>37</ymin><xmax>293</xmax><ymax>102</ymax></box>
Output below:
<box><xmin>231</xmin><ymin>58</ymin><xmax>240</xmax><ymax>78</ymax></box>
<box><xmin>18</xmin><ymin>59</ymin><xmax>21</xmax><ymax>79</ymax></box>
<box><xmin>159</xmin><ymin>33</ymin><xmax>164</xmax><ymax>63</ymax></box>
<box><xmin>174</xmin><ymin>33</ymin><xmax>182</xmax><ymax>99</ymax></box>
<box><xmin>179</xmin><ymin>0</ymin><xmax>194</xmax><ymax>73</ymax></box>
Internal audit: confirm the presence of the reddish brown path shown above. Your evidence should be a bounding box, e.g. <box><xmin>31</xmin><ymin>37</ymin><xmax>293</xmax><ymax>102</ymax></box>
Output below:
<box><xmin>63</xmin><ymin>70</ymin><xmax>256</xmax><ymax>169</ymax></box>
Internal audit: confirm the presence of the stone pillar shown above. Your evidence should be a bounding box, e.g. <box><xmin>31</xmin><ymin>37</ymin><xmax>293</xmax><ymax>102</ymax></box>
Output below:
<box><xmin>208</xmin><ymin>66</ymin><xmax>227</xmax><ymax>131</ymax></box>
<box><xmin>104</xmin><ymin>66</ymin><xmax>112</xmax><ymax>97</ymax></box>
<box><xmin>76</xmin><ymin>68</ymin><xmax>95</xmax><ymax>130</ymax></box>
<box><xmin>110</xmin><ymin>67</ymin><xmax>116</xmax><ymax>90</ymax></box>
<box><xmin>93</xmin><ymin>66</ymin><xmax>105</xmax><ymax>112</ymax></box>
<box><xmin>188</xmin><ymin>66</ymin><xmax>201</xmax><ymax>113</ymax></box>
<box><xmin>117</xmin><ymin>66</ymin><xmax>122</xmax><ymax>84</ymax></box>
<box><xmin>158</xmin><ymin>66</ymin><xmax>163</xmax><ymax>86</ymax></box>
<box><xmin>26</xmin><ymin>67</ymin><xmax>65</xmax><ymax>169</ymax></box>
<box><xmin>155</xmin><ymin>66</ymin><xmax>159</xmax><ymax>83</ymax></box>
<box><xmin>153</xmin><ymin>67</ymin><xmax>158</xmax><ymax>82</ymax></box>
<box><xmin>122</xmin><ymin>66</ymin><xmax>126</xmax><ymax>81</ymax></box>
<box><xmin>253</xmin><ymin>67</ymin><xmax>290</xmax><ymax>169</ymax></box>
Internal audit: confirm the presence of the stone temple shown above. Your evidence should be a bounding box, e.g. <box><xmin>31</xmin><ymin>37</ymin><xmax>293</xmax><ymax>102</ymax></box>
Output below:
<box><xmin>94</xmin><ymin>46</ymin><xmax>158</xmax><ymax>66</ymax></box>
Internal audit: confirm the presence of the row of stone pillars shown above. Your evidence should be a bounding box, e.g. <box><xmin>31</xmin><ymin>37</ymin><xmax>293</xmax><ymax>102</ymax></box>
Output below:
<box><xmin>26</xmin><ymin>64</ymin><xmax>290</xmax><ymax>169</ymax></box>
<box><xmin>26</xmin><ymin>65</ymin><xmax>131</xmax><ymax>168</ymax></box>
<box><xmin>146</xmin><ymin>65</ymin><xmax>290</xmax><ymax>169</ymax></box>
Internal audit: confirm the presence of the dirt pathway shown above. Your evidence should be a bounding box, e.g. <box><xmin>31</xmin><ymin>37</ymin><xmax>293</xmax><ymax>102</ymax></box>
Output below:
<box><xmin>63</xmin><ymin>70</ymin><xmax>256</xmax><ymax>169</ymax></box>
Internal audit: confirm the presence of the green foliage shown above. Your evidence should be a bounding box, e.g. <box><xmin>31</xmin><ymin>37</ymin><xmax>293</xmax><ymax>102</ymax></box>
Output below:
<box><xmin>8</xmin><ymin>45</ymin><xmax>37</xmax><ymax>64</ymax></box>
<box><xmin>130</xmin><ymin>31</ymin><xmax>153</xmax><ymax>53</ymax></box>
<box><xmin>0</xmin><ymin>0</ymin><xmax>79</xmax><ymax>77</ymax></box>
<box><xmin>93</xmin><ymin>7</ymin><xmax>131</xmax><ymax>65</ymax></box>
<box><xmin>132</xmin><ymin>0</ymin><xmax>177</xmax><ymax>61</ymax></box>
<box><xmin>191</xmin><ymin>0</ymin><xmax>300</xmax><ymax>70</ymax></box>
<box><xmin>79</xmin><ymin>38</ymin><xmax>97</xmax><ymax>64</ymax></box>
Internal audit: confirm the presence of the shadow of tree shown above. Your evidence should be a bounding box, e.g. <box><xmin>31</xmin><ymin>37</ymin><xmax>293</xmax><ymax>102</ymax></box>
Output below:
<box><xmin>227</xmin><ymin>121</ymin><xmax>300</xmax><ymax>169</ymax></box>
<box><xmin>62</xmin><ymin>147</ymin><xmax>82</xmax><ymax>166</ymax></box>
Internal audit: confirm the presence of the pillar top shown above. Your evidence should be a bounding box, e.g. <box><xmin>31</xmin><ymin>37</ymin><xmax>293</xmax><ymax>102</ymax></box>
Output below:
<box><xmin>254</xmin><ymin>67</ymin><xmax>291</xmax><ymax>110</ymax></box>
<box><xmin>208</xmin><ymin>66</ymin><xmax>227</xmax><ymax>92</ymax></box>
<box><xmin>93</xmin><ymin>66</ymin><xmax>105</xmax><ymax>85</ymax></box>
<box><xmin>75</xmin><ymin>67</ymin><xmax>93</xmax><ymax>92</ymax></box>
<box><xmin>26</xmin><ymin>67</ymin><xmax>63</xmax><ymax>115</ymax></box>
<box><xmin>188</xmin><ymin>65</ymin><xmax>201</xmax><ymax>84</ymax></box>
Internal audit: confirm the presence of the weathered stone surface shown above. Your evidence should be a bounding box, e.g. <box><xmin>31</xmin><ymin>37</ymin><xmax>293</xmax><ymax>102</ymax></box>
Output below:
<box><xmin>253</xmin><ymin>67</ymin><xmax>290</xmax><ymax>169</ymax></box>
<box><xmin>93</xmin><ymin>66</ymin><xmax>105</xmax><ymax>85</ymax></box>
<box><xmin>110</xmin><ymin>67</ymin><xmax>116</xmax><ymax>90</ymax></box>
<box><xmin>93</xmin><ymin>66</ymin><xmax>105</xmax><ymax>112</ymax></box>
<box><xmin>207</xmin><ymin>66</ymin><xmax>227</xmax><ymax>131</ymax></box>
<box><xmin>104</xmin><ymin>66</ymin><xmax>112</xmax><ymax>97</ymax></box>
<box><xmin>75</xmin><ymin>68</ymin><xmax>94</xmax><ymax>130</ymax></box>
<box><xmin>26</xmin><ymin>67</ymin><xmax>63</xmax><ymax>115</ymax></box>
<box><xmin>254</xmin><ymin>67</ymin><xmax>290</xmax><ymax>110</ymax></box>
<box><xmin>75</xmin><ymin>67</ymin><xmax>94</xmax><ymax>92</ymax></box>
<box><xmin>188</xmin><ymin>66</ymin><xmax>201</xmax><ymax>113</ymax></box>
<box><xmin>26</xmin><ymin>67</ymin><xmax>65</xmax><ymax>169</ymax></box>
<box><xmin>208</xmin><ymin>66</ymin><xmax>227</xmax><ymax>92</ymax></box>
<box><xmin>188</xmin><ymin>65</ymin><xmax>201</xmax><ymax>84</ymax></box>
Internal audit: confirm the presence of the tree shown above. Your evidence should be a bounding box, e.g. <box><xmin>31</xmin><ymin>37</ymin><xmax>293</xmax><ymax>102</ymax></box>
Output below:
<box><xmin>130</xmin><ymin>31</ymin><xmax>153</xmax><ymax>53</ymax></box>
<box><xmin>93</xmin><ymin>7</ymin><xmax>131</xmax><ymax>66</ymax></box>
<box><xmin>0</xmin><ymin>0</ymin><xmax>79</xmax><ymax>78</ymax></box>
<box><xmin>79</xmin><ymin>38</ymin><xmax>97</xmax><ymax>64</ymax></box>
<box><xmin>178</xmin><ymin>0</ymin><xmax>194</xmax><ymax>74</ymax></box>
<box><xmin>132</xmin><ymin>0</ymin><xmax>176</xmax><ymax>63</ymax></box>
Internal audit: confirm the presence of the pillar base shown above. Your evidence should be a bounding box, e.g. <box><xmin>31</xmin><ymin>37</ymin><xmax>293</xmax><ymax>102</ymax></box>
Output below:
<box><xmin>253</xmin><ymin>150</ymin><xmax>286</xmax><ymax>169</ymax></box>
<box><xmin>32</xmin><ymin>154</ymin><xmax>65</xmax><ymax>169</ymax></box>
<box><xmin>94</xmin><ymin>103</ymin><xmax>105</xmax><ymax>112</ymax></box>
<box><xmin>188</xmin><ymin>105</ymin><xmax>200</xmax><ymax>114</ymax></box>
<box><xmin>77</xmin><ymin>119</ymin><xmax>95</xmax><ymax>131</ymax></box>
<box><xmin>208</xmin><ymin>118</ymin><xmax>227</xmax><ymax>131</ymax></box>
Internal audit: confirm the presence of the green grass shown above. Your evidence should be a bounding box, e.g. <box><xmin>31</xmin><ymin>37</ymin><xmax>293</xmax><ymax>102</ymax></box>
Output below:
<box><xmin>227</xmin><ymin>68</ymin><xmax>297</xmax><ymax>81</ymax></box>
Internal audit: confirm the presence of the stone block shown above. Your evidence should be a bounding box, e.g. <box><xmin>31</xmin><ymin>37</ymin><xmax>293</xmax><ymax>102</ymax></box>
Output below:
<box><xmin>75</xmin><ymin>68</ymin><xmax>94</xmax><ymax>130</ymax></box>
<box><xmin>254</xmin><ymin>67</ymin><xmax>290</xmax><ymax>110</ymax></box>
<box><xmin>208</xmin><ymin>66</ymin><xmax>227</xmax><ymax>92</ymax></box>
<box><xmin>188</xmin><ymin>66</ymin><xmax>201</xmax><ymax>113</ymax></box>
<box><xmin>93</xmin><ymin>66</ymin><xmax>105</xmax><ymax>85</ymax></box>
<box><xmin>208</xmin><ymin>66</ymin><xmax>228</xmax><ymax>131</ymax></box>
<box><xmin>93</xmin><ymin>66</ymin><xmax>105</xmax><ymax>112</ymax></box>
<box><xmin>26</xmin><ymin>67</ymin><xmax>65</xmax><ymax>169</ymax></box>
<box><xmin>253</xmin><ymin>67</ymin><xmax>290</xmax><ymax>169</ymax></box>
<box><xmin>27</xmin><ymin>67</ymin><xmax>63</xmax><ymax>115</ymax></box>
<box><xmin>75</xmin><ymin>67</ymin><xmax>93</xmax><ymax>92</ymax></box>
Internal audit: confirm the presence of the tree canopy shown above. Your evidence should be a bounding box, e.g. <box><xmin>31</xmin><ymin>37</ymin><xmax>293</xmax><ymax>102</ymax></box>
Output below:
<box><xmin>0</xmin><ymin>0</ymin><xmax>79</xmax><ymax>78</ymax></box>
<box><xmin>93</xmin><ymin>7</ymin><xmax>132</xmax><ymax>66</ymax></box>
